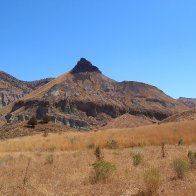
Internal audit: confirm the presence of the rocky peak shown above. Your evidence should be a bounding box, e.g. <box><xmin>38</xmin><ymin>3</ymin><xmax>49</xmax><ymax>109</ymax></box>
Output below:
<box><xmin>71</xmin><ymin>58</ymin><xmax>102</xmax><ymax>74</ymax></box>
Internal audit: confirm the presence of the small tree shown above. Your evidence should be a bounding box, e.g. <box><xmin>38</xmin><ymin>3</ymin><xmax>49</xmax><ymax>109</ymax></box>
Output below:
<box><xmin>27</xmin><ymin>116</ymin><xmax>37</xmax><ymax>128</ymax></box>
<box><xmin>42</xmin><ymin>115</ymin><xmax>50</xmax><ymax>124</ymax></box>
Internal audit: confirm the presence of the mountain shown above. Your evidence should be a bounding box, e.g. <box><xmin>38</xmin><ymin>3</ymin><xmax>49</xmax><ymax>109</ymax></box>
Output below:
<box><xmin>0</xmin><ymin>58</ymin><xmax>188</xmax><ymax>130</ymax></box>
<box><xmin>177</xmin><ymin>97</ymin><xmax>196</xmax><ymax>108</ymax></box>
<box><xmin>0</xmin><ymin>71</ymin><xmax>53</xmax><ymax>107</ymax></box>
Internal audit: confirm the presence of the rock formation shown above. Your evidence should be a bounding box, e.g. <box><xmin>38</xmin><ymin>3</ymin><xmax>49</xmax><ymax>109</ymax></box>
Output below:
<box><xmin>0</xmin><ymin>71</ymin><xmax>53</xmax><ymax>107</ymax></box>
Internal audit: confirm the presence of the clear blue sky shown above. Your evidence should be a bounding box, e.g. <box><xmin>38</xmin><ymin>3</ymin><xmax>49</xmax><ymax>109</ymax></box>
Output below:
<box><xmin>0</xmin><ymin>0</ymin><xmax>196</xmax><ymax>98</ymax></box>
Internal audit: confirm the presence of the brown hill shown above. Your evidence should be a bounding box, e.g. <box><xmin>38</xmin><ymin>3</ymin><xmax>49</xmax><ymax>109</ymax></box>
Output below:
<box><xmin>0</xmin><ymin>58</ymin><xmax>188</xmax><ymax>129</ymax></box>
<box><xmin>0</xmin><ymin>71</ymin><xmax>53</xmax><ymax>107</ymax></box>
<box><xmin>162</xmin><ymin>108</ymin><xmax>196</xmax><ymax>123</ymax></box>
<box><xmin>102</xmin><ymin>113</ymin><xmax>154</xmax><ymax>129</ymax></box>
<box><xmin>177</xmin><ymin>97</ymin><xmax>196</xmax><ymax>108</ymax></box>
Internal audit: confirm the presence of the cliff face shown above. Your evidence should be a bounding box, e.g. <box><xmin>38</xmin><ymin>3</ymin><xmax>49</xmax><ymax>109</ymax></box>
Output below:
<box><xmin>0</xmin><ymin>71</ymin><xmax>53</xmax><ymax>108</ymax></box>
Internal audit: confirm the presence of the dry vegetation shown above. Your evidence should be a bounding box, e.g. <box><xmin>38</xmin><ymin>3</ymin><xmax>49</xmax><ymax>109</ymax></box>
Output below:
<box><xmin>0</xmin><ymin>120</ymin><xmax>195</xmax><ymax>152</ymax></box>
<box><xmin>102</xmin><ymin>113</ymin><xmax>153</xmax><ymax>129</ymax></box>
<box><xmin>0</xmin><ymin>120</ymin><xmax>195</xmax><ymax>195</ymax></box>
<box><xmin>0</xmin><ymin>145</ymin><xmax>195</xmax><ymax>195</ymax></box>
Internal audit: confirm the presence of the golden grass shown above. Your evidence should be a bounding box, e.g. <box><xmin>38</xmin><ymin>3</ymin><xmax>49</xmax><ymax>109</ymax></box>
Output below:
<box><xmin>0</xmin><ymin>120</ymin><xmax>195</xmax><ymax>152</ymax></box>
<box><xmin>0</xmin><ymin>145</ymin><xmax>195</xmax><ymax>195</ymax></box>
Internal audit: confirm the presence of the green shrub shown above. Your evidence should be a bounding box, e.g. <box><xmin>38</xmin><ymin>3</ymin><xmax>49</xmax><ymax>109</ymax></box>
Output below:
<box><xmin>45</xmin><ymin>154</ymin><xmax>54</xmax><ymax>165</ymax></box>
<box><xmin>106</xmin><ymin>139</ymin><xmax>118</xmax><ymax>149</ymax></box>
<box><xmin>133</xmin><ymin>153</ymin><xmax>143</xmax><ymax>166</ymax></box>
<box><xmin>91</xmin><ymin>160</ymin><xmax>116</xmax><ymax>183</ymax></box>
<box><xmin>144</xmin><ymin>167</ymin><xmax>161</xmax><ymax>195</ymax></box>
<box><xmin>173</xmin><ymin>158</ymin><xmax>190</xmax><ymax>179</ymax></box>
<box><xmin>188</xmin><ymin>151</ymin><xmax>196</xmax><ymax>165</ymax></box>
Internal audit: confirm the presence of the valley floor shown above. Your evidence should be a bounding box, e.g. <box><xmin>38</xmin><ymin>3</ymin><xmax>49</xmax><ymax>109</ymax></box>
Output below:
<box><xmin>0</xmin><ymin>145</ymin><xmax>195</xmax><ymax>196</ymax></box>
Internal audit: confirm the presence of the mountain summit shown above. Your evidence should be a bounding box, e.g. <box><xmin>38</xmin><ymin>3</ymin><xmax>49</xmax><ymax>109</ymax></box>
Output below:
<box><xmin>71</xmin><ymin>58</ymin><xmax>102</xmax><ymax>74</ymax></box>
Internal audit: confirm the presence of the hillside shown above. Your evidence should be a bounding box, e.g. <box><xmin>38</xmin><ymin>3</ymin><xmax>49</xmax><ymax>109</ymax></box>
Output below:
<box><xmin>0</xmin><ymin>71</ymin><xmax>53</xmax><ymax>107</ymax></box>
<box><xmin>102</xmin><ymin>113</ymin><xmax>154</xmax><ymax>129</ymax></box>
<box><xmin>178</xmin><ymin>97</ymin><xmax>196</xmax><ymax>108</ymax></box>
<box><xmin>162</xmin><ymin>108</ymin><xmax>196</xmax><ymax>123</ymax></box>
<box><xmin>0</xmin><ymin>58</ymin><xmax>188</xmax><ymax>130</ymax></box>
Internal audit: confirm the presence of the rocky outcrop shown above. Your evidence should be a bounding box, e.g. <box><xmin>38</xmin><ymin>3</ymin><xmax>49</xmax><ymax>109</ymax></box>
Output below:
<box><xmin>3</xmin><ymin>113</ymin><xmax>89</xmax><ymax>130</ymax></box>
<box><xmin>71</xmin><ymin>58</ymin><xmax>102</xmax><ymax>74</ymax></box>
<box><xmin>0</xmin><ymin>92</ymin><xmax>23</xmax><ymax>108</ymax></box>
<box><xmin>50</xmin><ymin>115</ymin><xmax>89</xmax><ymax>130</ymax></box>
<box><xmin>4</xmin><ymin>114</ymin><xmax>29</xmax><ymax>123</ymax></box>
<box><xmin>0</xmin><ymin>71</ymin><xmax>53</xmax><ymax>107</ymax></box>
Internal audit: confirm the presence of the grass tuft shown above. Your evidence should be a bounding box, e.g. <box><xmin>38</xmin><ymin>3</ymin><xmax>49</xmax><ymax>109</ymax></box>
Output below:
<box><xmin>144</xmin><ymin>167</ymin><xmax>161</xmax><ymax>195</ymax></box>
<box><xmin>172</xmin><ymin>158</ymin><xmax>190</xmax><ymax>179</ymax></box>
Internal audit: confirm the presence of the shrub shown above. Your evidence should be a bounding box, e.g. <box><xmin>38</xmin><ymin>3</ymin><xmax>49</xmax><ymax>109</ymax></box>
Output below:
<box><xmin>188</xmin><ymin>151</ymin><xmax>196</xmax><ymax>166</ymax></box>
<box><xmin>27</xmin><ymin>116</ymin><xmax>37</xmax><ymax>128</ymax></box>
<box><xmin>173</xmin><ymin>158</ymin><xmax>190</xmax><ymax>179</ymax></box>
<box><xmin>178</xmin><ymin>138</ymin><xmax>184</xmax><ymax>146</ymax></box>
<box><xmin>133</xmin><ymin>153</ymin><xmax>143</xmax><ymax>166</ymax></box>
<box><xmin>45</xmin><ymin>154</ymin><xmax>54</xmax><ymax>165</ymax></box>
<box><xmin>106</xmin><ymin>139</ymin><xmax>118</xmax><ymax>149</ymax></box>
<box><xmin>42</xmin><ymin>115</ymin><xmax>50</xmax><ymax>124</ymax></box>
<box><xmin>144</xmin><ymin>167</ymin><xmax>161</xmax><ymax>195</ymax></box>
<box><xmin>94</xmin><ymin>146</ymin><xmax>104</xmax><ymax>160</ymax></box>
<box><xmin>91</xmin><ymin>160</ymin><xmax>116</xmax><ymax>183</ymax></box>
<box><xmin>87</xmin><ymin>143</ymin><xmax>96</xmax><ymax>149</ymax></box>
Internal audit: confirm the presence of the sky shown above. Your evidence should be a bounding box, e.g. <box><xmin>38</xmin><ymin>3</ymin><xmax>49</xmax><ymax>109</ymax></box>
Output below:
<box><xmin>0</xmin><ymin>0</ymin><xmax>196</xmax><ymax>98</ymax></box>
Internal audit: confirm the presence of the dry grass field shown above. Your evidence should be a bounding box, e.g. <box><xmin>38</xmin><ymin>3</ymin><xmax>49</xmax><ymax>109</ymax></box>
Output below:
<box><xmin>0</xmin><ymin>120</ymin><xmax>195</xmax><ymax>195</ymax></box>
<box><xmin>0</xmin><ymin>145</ymin><xmax>195</xmax><ymax>195</ymax></box>
<box><xmin>0</xmin><ymin>120</ymin><xmax>195</xmax><ymax>152</ymax></box>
